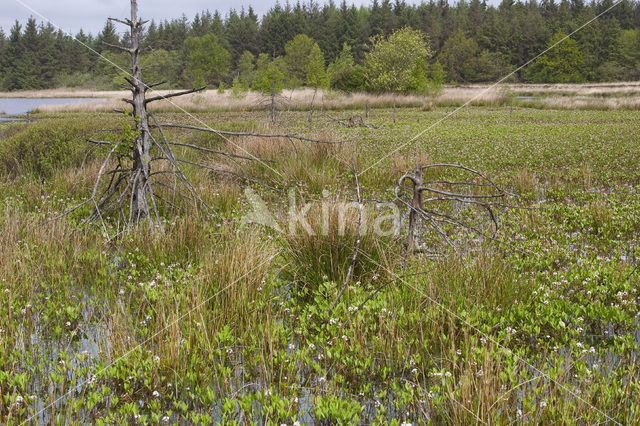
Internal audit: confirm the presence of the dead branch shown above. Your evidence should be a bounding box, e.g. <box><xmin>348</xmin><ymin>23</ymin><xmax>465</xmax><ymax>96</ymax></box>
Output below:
<box><xmin>163</xmin><ymin>140</ymin><xmax>275</xmax><ymax>163</ymax></box>
<box><xmin>101</xmin><ymin>41</ymin><xmax>132</xmax><ymax>53</ymax></box>
<box><xmin>144</xmin><ymin>87</ymin><xmax>206</xmax><ymax>104</ymax></box>
<box><xmin>53</xmin><ymin>141</ymin><xmax>121</xmax><ymax>222</ymax></box>
<box><xmin>146</xmin><ymin>80</ymin><xmax>168</xmax><ymax>89</ymax></box>
<box><xmin>107</xmin><ymin>17</ymin><xmax>132</xmax><ymax>26</ymax></box>
<box><xmin>396</xmin><ymin>163</ymin><xmax>516</xmax><ymax>256</ymax></box>
<box><xmin>147</xmin><ymin>119</ymin><xmax>217</xmax><ymax>216</ymax></box>
<box><xmin>153</xmin><ymin>123</ymin><xmax>343</xmax><ymax>145</ymax></box>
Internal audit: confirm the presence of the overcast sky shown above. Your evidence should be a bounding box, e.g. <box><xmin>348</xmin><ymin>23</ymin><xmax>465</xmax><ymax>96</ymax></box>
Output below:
<box><xmin>1</xmin><ymin>0</ymin><xmax>386</xmax><ymax>36</ymax></box>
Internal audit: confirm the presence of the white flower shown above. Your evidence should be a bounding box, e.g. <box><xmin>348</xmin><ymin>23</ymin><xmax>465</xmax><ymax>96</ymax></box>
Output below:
<box><xmin>153</xmin><ymin>355</ymin><xmax>160</xmax><ymax>363</ymax></box>
<box><xmin>162</xmin><ymin>415</ymin><xmax>170</xmax><ymax>422</ymax></box>
<box><xmin>540</xmin><ymin>400</ymin><xmax>547</xmax><ymax>408</ymax></box>
<box><xmin>152</xmin><ymin>390</ymin><xmax>160</xmax><ymax>398</ymax></box>
<box><xmin>308</xmin><ymin>343</ymin><xmax>316</xmax><ymax>350</ymax></box>
<box><xmin>444</xmin><ymin>371</ymin><xmax>452</xmax><ymax>378</ymax></box>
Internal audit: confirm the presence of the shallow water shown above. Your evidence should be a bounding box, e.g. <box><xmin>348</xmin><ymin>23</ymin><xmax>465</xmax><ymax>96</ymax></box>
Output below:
<box><xmin>0</xmin><ymin>97</ymin><xmax>106</xmax><ymax>120</ymax></box>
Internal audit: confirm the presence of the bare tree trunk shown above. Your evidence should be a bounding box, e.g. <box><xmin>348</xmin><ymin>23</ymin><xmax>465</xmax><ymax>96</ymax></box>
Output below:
<box><xmin>129</xmin><ymin>0</ymin><xmax>151</xmax><ymax>221</ymax></box>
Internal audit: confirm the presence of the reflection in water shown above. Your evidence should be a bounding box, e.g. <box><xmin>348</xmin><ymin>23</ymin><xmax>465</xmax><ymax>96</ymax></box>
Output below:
<box><xmin>0</xmin><ymin>98</ymin><xmax>107</xmax><ymax>121</ymax></box>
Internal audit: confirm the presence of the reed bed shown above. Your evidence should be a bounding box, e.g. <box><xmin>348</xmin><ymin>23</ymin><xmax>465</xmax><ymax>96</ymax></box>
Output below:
<box><xmin>15</xmin><ymin>81</ymin><xmax>640</xmax><ymax>114</ymax></box>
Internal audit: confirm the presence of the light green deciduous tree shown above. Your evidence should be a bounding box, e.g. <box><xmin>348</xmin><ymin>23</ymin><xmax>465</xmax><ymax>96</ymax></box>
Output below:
<box><xmin>363</xmin><ymin>27</ymin><xmax>434</xmax><ymax>95</ymax></box>
<box><xmin>184</xmin><ymin>33</ymin><xmax>231</xmax><ymax>87</ymax></box>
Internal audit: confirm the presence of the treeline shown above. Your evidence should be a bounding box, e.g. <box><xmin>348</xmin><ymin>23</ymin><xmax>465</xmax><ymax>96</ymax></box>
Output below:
<box><xmin>1</xmin><ymin>0</ymin><xmax>639</xmax><ymax>93</ymax></box>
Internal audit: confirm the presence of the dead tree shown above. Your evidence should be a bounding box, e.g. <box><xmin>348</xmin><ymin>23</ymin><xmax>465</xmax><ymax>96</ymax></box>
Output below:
<box><xmin>395</xmin><ymin>164</ymin><xmax>516</xmax><ymax>256</ymax></box>
<box><xmin>57</xmin><ymin>0</ymin><xmax>341</xmax><ymax>235</ymax></box>
<box><xmin>102</xmin><ymin>0</ymin><xmax>209</xmax><ymax>227</ymax></box>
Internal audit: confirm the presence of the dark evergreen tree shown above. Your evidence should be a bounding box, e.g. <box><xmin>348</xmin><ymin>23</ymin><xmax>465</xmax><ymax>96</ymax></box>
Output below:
<box><xmin>1</xmin><ymin>0</ymin><xmax>640</xmax><ymax>90</ymax></box>
<box><xmin>96</xmin><ymin>20</ymin><xmax>120</xmax><ymax>52</ymax></box>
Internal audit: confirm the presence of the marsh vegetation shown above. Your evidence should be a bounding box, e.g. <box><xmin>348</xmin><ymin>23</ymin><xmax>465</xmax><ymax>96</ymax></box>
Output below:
<box><xmin>1</xmin><ymin>98</ymin><xmax>639</xmax><ymax>424</ymax></box>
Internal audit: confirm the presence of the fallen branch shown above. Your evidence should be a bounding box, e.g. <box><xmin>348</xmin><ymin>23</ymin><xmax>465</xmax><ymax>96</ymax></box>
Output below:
<box><xmin>153</xmin><ymin>123</ymin><xmax>343</xmax><ymax>145</ymax></box>
<box><xmin>163</xmin><ymin>140</ymin><xmax>275</xmax><ymax>163</ymax></box>
<box><xmin>396</xmin><ymin>163</ymin><xmax>516</xmax><ymax>256</ymax></box>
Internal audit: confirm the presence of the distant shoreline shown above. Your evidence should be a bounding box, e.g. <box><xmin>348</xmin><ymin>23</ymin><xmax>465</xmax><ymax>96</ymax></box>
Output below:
<box><xmin>2</xmin><ymin>81</ymin><xmax>640</xmax><ymax>100</ymax></box>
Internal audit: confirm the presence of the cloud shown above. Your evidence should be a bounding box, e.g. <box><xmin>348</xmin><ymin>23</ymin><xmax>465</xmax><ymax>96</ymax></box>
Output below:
<box><xmin>1</xmin><ymin>0</ymin><xmax>275</xmax><ymax>35</ymax></box>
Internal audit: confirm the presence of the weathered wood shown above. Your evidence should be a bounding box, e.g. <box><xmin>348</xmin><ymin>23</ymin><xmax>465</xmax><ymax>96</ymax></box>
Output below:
<box><xmin>126</xmin><ymin>0</ymin><xmax>152</xmax><ymax>221</ymax></box>
<box><xmin>153</xmin><ymin>123</ymin><xmax>343</xmax><ymax>145</ymax></box>
<box><xmin>407</xmin><ymin>166</ymin><xmax>423</xmax><ymax>253</ymax></box>
<box><xmin>144</xmin><ymin>86</ymin><xmax>206</xmax><ymax>104</ymax></box>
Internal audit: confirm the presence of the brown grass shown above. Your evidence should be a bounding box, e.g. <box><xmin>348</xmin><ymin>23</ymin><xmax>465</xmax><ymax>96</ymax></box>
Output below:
<box><xmin>7</xmin><ymin>82</ymin><xmax>640</xmax><ymax>114</ymax></box>
<box><xmin>533</xmin><ymin>95</ymin><xmax>640</xmax><ymax>110</ymax></box>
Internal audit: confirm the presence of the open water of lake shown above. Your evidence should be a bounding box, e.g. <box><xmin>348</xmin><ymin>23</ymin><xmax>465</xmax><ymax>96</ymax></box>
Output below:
<box><xmin>0</xmin><ymin>97</ymin><xmax>107</xmax><ymax>121</ymax></box>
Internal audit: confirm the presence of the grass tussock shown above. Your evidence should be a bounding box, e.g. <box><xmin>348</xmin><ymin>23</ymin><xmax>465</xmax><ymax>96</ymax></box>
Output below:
<box><xmin>0</xmin><ymin>114</ymin><xmax>119</xmax><ymax>178</ymax></box>
<box><xmin>285</xmin><ymin>200</ymin><xmax>401</xmax><ymax>294</ymax></box>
